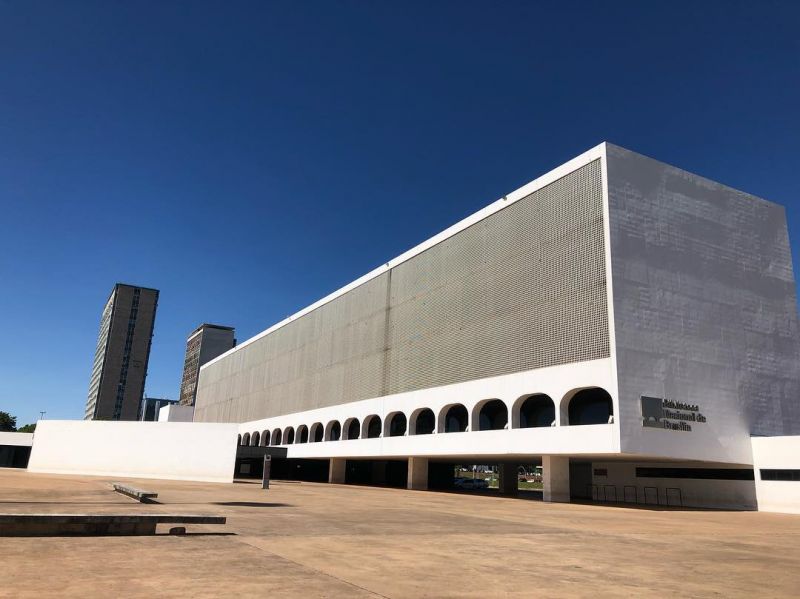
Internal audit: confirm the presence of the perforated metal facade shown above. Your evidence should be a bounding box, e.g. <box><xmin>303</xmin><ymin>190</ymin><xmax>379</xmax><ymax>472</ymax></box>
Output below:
<box><xmin>194</xmin><ymin>160</ymin><xmax>609</xmax><ymax>423</ymax></box>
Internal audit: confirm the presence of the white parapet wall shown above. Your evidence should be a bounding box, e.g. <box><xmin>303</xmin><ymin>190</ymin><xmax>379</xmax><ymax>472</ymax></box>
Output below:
<box><xmin>27</xmin><ymin>420</ymin><xmax>238</xmax><ymax>483</ymax></box>
<box><xmin>0</xmin><ymin>431</ymin><xmax>34</xmax><ymax>447</ymax></box>
<box><xmin>158</xmin><ymin>404</ymin><xmax>195</xmax><ymax>422</ymax></box>
<box><xmin>752</xmin><ymin>436</ymin><xmax>800</xmax><ymax>515</ymax></box>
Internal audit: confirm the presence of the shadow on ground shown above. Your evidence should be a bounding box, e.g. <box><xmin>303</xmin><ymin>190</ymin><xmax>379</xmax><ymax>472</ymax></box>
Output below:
<box><xmin>212</xmin><ymin>501</ymin><xmax>291</xmax><ymax>508</ymax></box>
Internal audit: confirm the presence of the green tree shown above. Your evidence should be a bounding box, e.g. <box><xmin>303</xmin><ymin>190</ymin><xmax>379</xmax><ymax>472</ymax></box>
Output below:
<box><xmin>17</xmin><ymin>423</ymin><xmax>36</xmax><ymax>433</ymax></box>
<box><xmin>0</xmin><ymin>411</ymin><xmax>17</xmax><ymax>432</ymax></box>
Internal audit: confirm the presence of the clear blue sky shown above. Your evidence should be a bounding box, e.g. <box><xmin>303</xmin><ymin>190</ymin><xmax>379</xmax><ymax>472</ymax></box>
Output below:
<box><xmin>1</xmin><ymin>2</ymin><xmax>799</xmax><ymax>425</ymax></box>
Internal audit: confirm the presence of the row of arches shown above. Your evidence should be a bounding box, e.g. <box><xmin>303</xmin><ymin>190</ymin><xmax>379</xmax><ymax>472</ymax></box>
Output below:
<box><xmin>238</xmin><ymin>387</ymin><xmax>613</xmax><ymax>447</ymax></box>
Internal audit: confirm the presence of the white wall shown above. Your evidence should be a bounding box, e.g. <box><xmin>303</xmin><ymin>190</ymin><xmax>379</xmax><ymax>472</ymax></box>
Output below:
<box><xmin>752</xmin><ymin>436</ymin><xmax>800</xmax><ymax>514</ymax></box>
<box><xmin>608</xmin><ymin>145</ymin><xmax>800</xmax><ymax>466</ymax></box>
<box><xmin>158</xmin><ymin>404</ymin><xmax>194</xmax><ymax>422</ymax></box>
<box><xmin>27</xmin><ymin>420</ymin><xmax>238</xmax><ymax>483</ymax></box>
<box><xmin>590</xmin><ymin>461</ymin><xmax>756</xmax><ymax>510</ymax></box>
<box><xmin>0</xmin><ymin>431</ymin><xmax>34</xmax><ymax>447</ymax></box>
<box><xmin>236</xmin><ymin>358</ymin><xmax>620</xmax><ymax>460</ymax></box>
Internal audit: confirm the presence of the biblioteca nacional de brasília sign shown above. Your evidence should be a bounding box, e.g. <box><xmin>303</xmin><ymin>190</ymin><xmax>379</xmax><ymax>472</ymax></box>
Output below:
<box><xmin>641</xmin><ymin>396</ymin><xmax>708</xmax><ymax>432</ymax></box>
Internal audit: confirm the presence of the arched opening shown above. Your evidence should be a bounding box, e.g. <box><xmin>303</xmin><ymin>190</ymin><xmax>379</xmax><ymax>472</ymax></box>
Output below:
<box><xmin>411</xmin><ymin>408</ymin><xmax>435</xmax><ymax>435</ymax></box>
<box><xmin>518</xmin><ymin>394</ymin><xmax>555</xmax><ymax>428</ymax></box>
<box><xmin>242</xmin><ymin>432</ymin><xmax>250</xmax><ymax>446</ymax></box>
<box><xmin>475</xmin><ymin>399</ymin><xmax>508</xmax><ymax>431</ymax></box>
<box><xmin>251</xmin><ymin>431</ymin><xmax>260</xmax><ymax>446</ymax></box>
<box><xmin>326</xmin><ymin>421</ymin><xmax>341</xmax><ymax>441</ymax></box>
<box><xmin>441</xmin><ymin>404</ymin><xmax>468</xmax><ymax>433</ymax></box>
<box><xmin>567</xmin><ymin>388</ymin><xmax>614</xmax><ymax>425</ymax></box>
<box><xmin>344</xmin><ymin>418</ymin><xmax>360</xmax><ymax>440</ymax></box>
<box><xmin>364</xmin><ymin>415</ymin><xmax>382</xmax><ymax>439</ymax></box>
<box><xmin>237</xmin><ymin>434</ymin><xmax>242</xmax><ymax>446</ymax></box>
<box><xmin>385</xmin><ymin>412</ymin><xmax>407</xmax><ymax>437</ymax></box>
<box><xmin>310</xmin><ymin>422</ymin><xmax>323</xmax><ymax>443</ymax></box>
<box><xmin>297</xmin><ymin>425</ymin><xmax>309</xmax><ymax>443</ymax></box>
<box><xmin>271</xmin><ymin>429</ymin><xmax>282</xmax><ymax>445</ymax></box>
<box><xmin>284</xmin><ymin>427</ymin><xmax>295</xmax><ymax>445</ymax></box>
<box><xmin>261</xmin><ymin>430</ymin><xmax>270</xmax><ymax>446</ymax></box>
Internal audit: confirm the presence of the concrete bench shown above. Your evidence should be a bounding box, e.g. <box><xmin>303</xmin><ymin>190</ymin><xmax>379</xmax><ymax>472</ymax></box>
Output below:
<box><xmin>0</xmin><ymin>514</ymin><xmax>226</xmax><ymax>536</ymax></box>
<box><xmin>112</xmin><ymin>483</ymin><xmax>158</xmax><ymax>502</ymax></box>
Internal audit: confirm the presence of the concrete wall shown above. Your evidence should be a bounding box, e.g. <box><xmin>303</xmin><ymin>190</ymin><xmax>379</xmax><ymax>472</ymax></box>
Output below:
<box><xmin>752</xmin><ymin>435</ymin><xmax>800</xmax><ymax>514</ymax></box>
<box><xmin>590</xmin><ymin>460</ymin><xmax>756</xmax><ymax>510</ymax></box>
<box><xmin>607</xmin><ymin>144</ymin><xmax>800</xmax><ymax>465</ymax></box>
<box><xmin>158</xmin><ymin>404</ymin><xmax>195</xmax><ymax>422</ymax></box>
<box><xmin>27</xmin><ymin>420</ymin><xmax>238</xmax><ymax>483</ymax></box>
<box><xmin>0</xmin><ymin>431</ymin><xmax>34</xmax><ymax>447</ymax></box>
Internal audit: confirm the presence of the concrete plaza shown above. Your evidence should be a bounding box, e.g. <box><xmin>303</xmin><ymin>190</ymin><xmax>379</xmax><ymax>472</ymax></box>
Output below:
<box><xmin>1</xmin><ymin>468</ymin><xmax>799</xmax><ymax>598</ymax></box>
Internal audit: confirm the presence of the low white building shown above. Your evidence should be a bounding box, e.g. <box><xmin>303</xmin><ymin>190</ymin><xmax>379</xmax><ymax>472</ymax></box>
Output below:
<box><xmin>0</xmin><ymin>431</ymin><xmax>34</xmax><ymax>468</ymax></box>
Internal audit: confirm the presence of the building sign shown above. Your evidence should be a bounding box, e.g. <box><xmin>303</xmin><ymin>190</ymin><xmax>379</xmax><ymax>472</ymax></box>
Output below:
<box><xmin>641</xmin><ymin>396</ymin><xmax>707</xmax><ymax>432</ymax></box>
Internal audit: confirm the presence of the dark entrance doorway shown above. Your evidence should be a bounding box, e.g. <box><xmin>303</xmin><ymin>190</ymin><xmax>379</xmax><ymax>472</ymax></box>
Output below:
<box><xmin>344</xmin><ymin>459</ymin><xmax>408</xmax><ymax>488</ymax></box>
<box><xmin>569</xmin><ymin>461</ymin><xmax>592</xmax><ymax>500</ymax></box>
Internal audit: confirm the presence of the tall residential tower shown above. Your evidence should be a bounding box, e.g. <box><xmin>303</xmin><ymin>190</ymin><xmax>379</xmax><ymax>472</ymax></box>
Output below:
<box><xmin>179</xmin><ymin>324</ymin><xmax>235</xmax><ymax>407</ymax></box>
<box><xmin>84</xmin><ymin>284</ymin><xmax>159</xmax><ymax>421</ymax></box>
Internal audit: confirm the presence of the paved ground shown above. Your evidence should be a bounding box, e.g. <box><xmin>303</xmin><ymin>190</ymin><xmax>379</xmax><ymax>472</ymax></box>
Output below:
<box><xmin>1</xmin><ymin>468</ymin><xmax>799</xmax><ymax>598</ymax></box>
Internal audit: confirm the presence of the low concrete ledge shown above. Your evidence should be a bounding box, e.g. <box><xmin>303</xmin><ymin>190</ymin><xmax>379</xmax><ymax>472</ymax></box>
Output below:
<box><xmin>113</xmin><ymin>483</ymin><xmax>158</xmax><ymax>502</ymax></box>
<box><xmin>0</xmin><ymin>514</ymin><xmax>226</xmax><ymax>536</ymax></box>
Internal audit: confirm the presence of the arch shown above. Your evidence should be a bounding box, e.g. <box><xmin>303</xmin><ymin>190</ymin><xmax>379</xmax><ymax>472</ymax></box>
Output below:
<box><xmin>439</xmin><ymin>404</ymin><xmax>468</xmax><ymax>433</ymax></box>
<box><xmin>271</xmin><ymin>428</ymin><xmax>282</xmax><ymax>446</ymax></box>
<box><xmin>384</xmin><ymin>412</ymin><xmax>407</xmax><ymax>437</ymax></box>
<box><xmin>472</xmin><ymin>399</ymin><xmax>508</xmax><ymax>431</ymax></box>
<box><xmin>251</xmin><ymin>431</ymin><xmax>260</xmax><ymax>446</ymax></box>
<box><xmin>261</xmin><ymin>430</ymin><xmax>270</xmax><ymax>446</ymax></box>
<box><xmin>514</xmin><ymin>393</ymin><xmax>556</xmax><ymax>428</ymax></box>
<box><xmin>284</xmin><ymin>426</ymin><xmax>295</xmax><ymax>445</ymax></box>
<box><xmin>297</xmin><ymin>425</ymin><xmax>309</xmax><ymax>443</ymax></box>
<box><xmin>242</xmin><ymin>432</ymin><xmax>250</xmax><ymax>446</ymax></box>
<box><xmin>363</xmin><ymin>414</ymin><xmax>382</xmax><ymax>439</ymax></box>
<box><xmin>325</xmin><ymin>420</ymin><xmax>341</xmax><ymax>441</ymax></box>
<box><xmin>237</xmin><ymin>434</ymin><xmax>242</xmax><ymax>446</ymax></box>
<box><xmin>566</xmin><ymin>387</ymin><xmax>614</xmax><ymax>425</ymax></box>
<box><xmin>410</xmin><ymin>408</ymin><xmax>435</xmax><ymax>435</ymax></box>
<box><xmin>343</xmin><ymin>418</ymin><xmax>361</xmax><ymax>440</ymax></box>
<box><xmin>310</xmin><ymin>422</ymin><xmax>323</xmax><ymax>443</ymax></box>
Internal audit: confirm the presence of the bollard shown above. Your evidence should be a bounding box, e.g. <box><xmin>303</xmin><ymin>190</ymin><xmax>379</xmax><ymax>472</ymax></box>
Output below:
<box><xmin>262</xmin><ymin>454</ymin><xmax>271</xmax><ymax>489</ymax></box>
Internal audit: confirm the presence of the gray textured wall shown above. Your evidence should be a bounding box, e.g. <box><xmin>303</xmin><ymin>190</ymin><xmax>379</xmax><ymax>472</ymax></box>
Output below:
<box><xmin>608</xmin><ymin>145</ymin><xmax>800</xmax><ymax>462</ymax></box>
<box><xmin>195</xmin><ymin>160</ymin><xmax>609</xmax><ymax>423</ymax></box>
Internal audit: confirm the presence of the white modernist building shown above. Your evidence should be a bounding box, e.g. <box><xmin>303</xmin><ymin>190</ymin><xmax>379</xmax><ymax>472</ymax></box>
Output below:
<box><xmin>188</xmin><ymin>142</ymin><xmax>800</xmax><ymax>510</ymax></box>
<box><xmin>25</xmin><ymin>143</ymin><xmax>799</xmax><ymax>511</ymax></box>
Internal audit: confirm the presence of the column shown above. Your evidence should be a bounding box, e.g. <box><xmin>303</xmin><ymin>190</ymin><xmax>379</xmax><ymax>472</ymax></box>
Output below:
<box><xmin>329</xmin><ymin>458</ymin><xmax>346</xmax><ymax>484</ymax></box>
<box><xmin>498</xmin><ymin>463</ymin><xmax>519</xmax><ymax>496</ymax></box>
<box><xmin>407</xmin><ymin>457</ymin><xmax>428</xmax><ymax>490</ymax></box>
<box><xmin>542</xmin><ymin>455</ymin><xmax>570</xmax><ymax>502</ymax></box>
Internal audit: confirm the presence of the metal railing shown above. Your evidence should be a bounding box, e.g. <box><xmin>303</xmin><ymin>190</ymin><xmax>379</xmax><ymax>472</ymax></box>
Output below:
<box><xmin>587</xmin><ymin>484</ymin><xmax>683</xmax><ymax>507</ymax></box>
